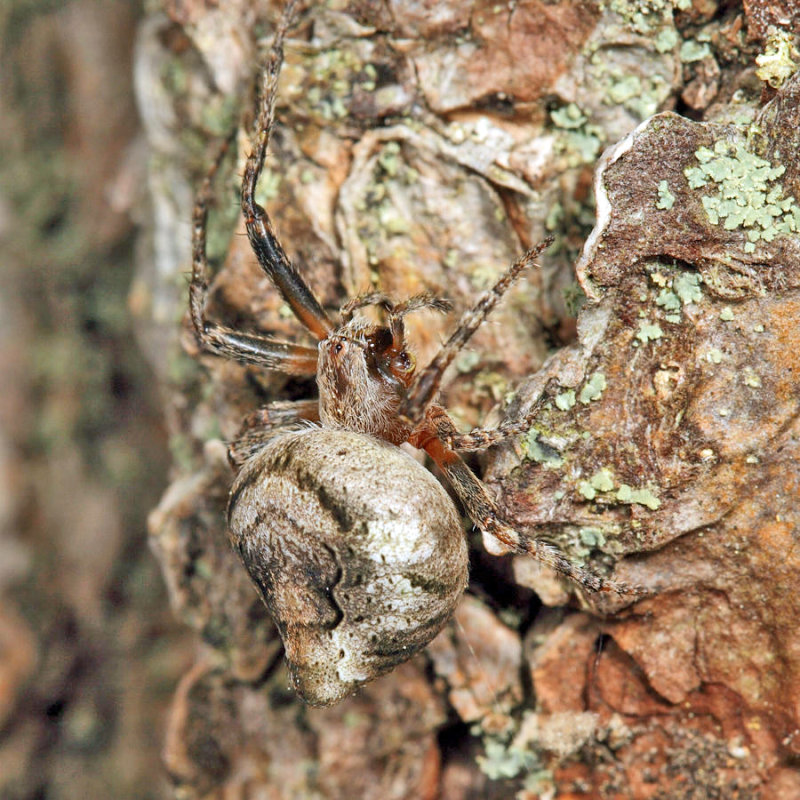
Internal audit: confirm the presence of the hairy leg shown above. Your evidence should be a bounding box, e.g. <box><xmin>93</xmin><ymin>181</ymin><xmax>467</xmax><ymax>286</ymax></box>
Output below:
<box><xmin>425</xmin><ymin>383</ymin><xmax>556</xmax><ymax>452</ymax></box>
<box><xmin>409</xmin><ymin>405</ymin><xmax>633</xmax><ymax>595</ymax></box>
<box><xmin>189</xmin><ymin>136</ymin><xmax>318</xmax><ymax>374</ymax></box>
<box><xmin>400</xmin><ymin>238</ymin><xmax>553</xmax><ymax>425</ymax></box>
<box><xmin>240</xmin><ymin>0</ymin><xmax>334</xmax><ymax>340</ymax></box>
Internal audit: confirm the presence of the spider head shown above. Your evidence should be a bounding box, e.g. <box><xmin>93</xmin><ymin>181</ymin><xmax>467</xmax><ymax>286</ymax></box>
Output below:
<box><xmin>316</xmin><ymin>317</ymin><xmax>416</xmax><ymax>444</ymax></box>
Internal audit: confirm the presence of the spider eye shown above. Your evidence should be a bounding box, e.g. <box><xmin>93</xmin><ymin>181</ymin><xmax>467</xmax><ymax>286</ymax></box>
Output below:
<box><xmin>394</xmin><ymin>352</ymin><xmax>415</xmax><ymax>373</ymax></box>
<box><xmin>333</xmin><ymin>342</ymin><xmax>344</xmax><ymax>354</ymax></box>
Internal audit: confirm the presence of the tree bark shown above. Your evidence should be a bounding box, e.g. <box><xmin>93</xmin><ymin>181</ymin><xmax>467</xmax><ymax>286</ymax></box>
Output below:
<box><xmin>0</xmin><ymin>1</ymin><xmax>189</xmax><ymax>797</ymax></box>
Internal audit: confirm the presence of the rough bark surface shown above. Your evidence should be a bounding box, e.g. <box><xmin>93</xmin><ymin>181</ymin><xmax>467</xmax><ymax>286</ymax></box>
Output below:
<box><xmin>0</xmin><ymin>1</ymin><xmax>190</xmax><ymax>798</ymax></box>
<box><xmin>138</xmin><ymin>1</ymin><xmax>800</xmax><ymax>798</ymax></box>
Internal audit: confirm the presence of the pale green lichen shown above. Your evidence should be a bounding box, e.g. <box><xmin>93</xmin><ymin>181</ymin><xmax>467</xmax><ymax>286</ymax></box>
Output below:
<box><xmin>755</xmin><ymin>30</ymin><xmax>800</xmax><ymax>89</ymax></box>
<box><xmin>607</xmin><ymin>74</ymin><xmax>642</xmax><ymax>105</ymax></box>
<box><xmin>656</xmin><ymin>288</ymin><xmax>681</xmax><ymax>311</ymax></box>
<box><xmin>555</xmin><ymin>389</ymin><xmax>577</xmax><ymax>411</ymax></box>
<box><xmin>550</xmin><ymin>99</ymin><xmax>606</xmax><ymax>166</ymax></box>
<box><xmin>579</xmin><ymin>527</ymin><xmax>606</xmax><ymax>547</ymax></box>
<box><xmin>719</xmin><ymin>306</ymin><xmax>734</xmax><ymax>321</ymax></box>
<box><xmin>522</xmin><ymin>431</ymin><xmax>564</xmax><ymax>467</ymax></box>
<box><xmin>598</xmin><ymin>66</ymin><xmax>668</xmax><ymax>119</ymax></box>
<box><xmin>684</xmin><ymin>139</ymin><xmax>800</xmax><ymax>249</ymax></box>
<box><xmin>589</xmin><ymin>467</ymin><xmax>616</xmax><ymax>492</ymax></box>
<box><xmin>303</xmin><ymin>47</ymin><xmax>366</xmax><ymax>122</ymax></box>
<box><xmin>579</xmin><ymin>468</ymin><xmax>661</xmax><ymax>511</ymax></box>
<box><xmin>706</xmin><ymin>347</ymin><xmax>723</xmax><ymax>364</ymax></box>
<box><xmin>656</xmin><ymin>180</ymin><xmax>675</xmax><ymax>210</ymax></box>
<box><xmin>477</xmin><ymin>737</ymin><xmax>539</xmax><ymax>781</ymax></box>
<box><xmin>605</xmin><ymin>0</ymin><xmax>689</xmax><ymax>35</ymax></box>
<box><xmin>616</xmin><ymin>484</ymin><xmax>661</xmax><ymax>509</ymax></box>
<box><xmin>579</xmin><ymin>372</ymin><xmax>607</xmax><ymax>404</ymax></box>
<box><xmin>679</xmin><ymin>39</ymin><xmax>712</xmax><ymax>63</ymax></box>
<box><xmin>655</xmin><ymin>28</ymin><xmax>679</xmax><ymax>53</ymax></box>
<box><xmin>550</xmin><ymin>103</ymin><xmax>588</xmax><ymax>130</ymax></box>
<box><xmin>646</xmin><ymin>266</ymin><xmax>697</xmax><ymax>323</ymax></box>
<box><xmin>673</xmin><ymin>272</ymin><xmax>703</xmax><ymax>305</ymax></box>
<box><xmin>636</xmin><ymin>321</ymin><xmax>664</xmax><ymax>343</ymax></box>
<box><xmin>552</xmin><ymin>104</ymin><xmax>605</xmax><ymax>166</ymax></box>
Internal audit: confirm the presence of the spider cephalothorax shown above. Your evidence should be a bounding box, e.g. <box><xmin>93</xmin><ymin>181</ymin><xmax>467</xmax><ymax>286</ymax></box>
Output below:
<box><xmin>317</xmin><ymin>294</ymin><xmax>450</xmax><ymax>443</ymax></box>
<box><xmin>189</xmin><ymin>0</ymin><xmax>630</xmax><ymax>706</ymax></box>
<box><xmin>317</xmin><ymin>319</ymin><xmax>415</xmax><ymax>444</ymax></box>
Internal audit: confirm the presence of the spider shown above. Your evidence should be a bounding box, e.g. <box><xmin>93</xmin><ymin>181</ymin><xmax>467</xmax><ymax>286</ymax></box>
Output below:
<box><xmin>187</xmin><ymin>0</ymin><xmax>627</xmax><ymax>705</ymax></box>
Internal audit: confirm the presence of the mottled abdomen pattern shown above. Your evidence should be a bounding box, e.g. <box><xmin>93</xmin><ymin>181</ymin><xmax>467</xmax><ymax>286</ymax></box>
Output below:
<box><xmin>227</xmin><ymin>428</ymin><xmax>469</xmax><ymax>706</ymax></box>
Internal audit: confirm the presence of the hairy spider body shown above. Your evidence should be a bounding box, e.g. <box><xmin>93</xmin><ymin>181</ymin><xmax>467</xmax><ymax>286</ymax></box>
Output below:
<box><xmin>189</xmin><ymin>0</ymin><xmax>628</xmax><ymax>706</ymax></box>
<box><xmin>317</xmin><ymin>317</ymin><xmax>415</xmax><ymax>445</ymax></box>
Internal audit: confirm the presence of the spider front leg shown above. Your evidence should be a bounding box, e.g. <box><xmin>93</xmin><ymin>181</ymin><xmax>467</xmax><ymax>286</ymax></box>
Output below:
<box><xmin>240</xmin><ymin>0</ymin><xmax>334</xmax><ymax>341</ymax></box>
<box><xmin>189</xmin><ymin>139</ymin><xmax>319</xmax><ymax>375</ymax></box>
<box><xmin>409</xmin><ymin>406</ymin><xmax>628</xmax><ymax>595</ymax></box>
<box><xmin>399</xmin><ymin>238</ymin><xmax>553</xmax><ymax>427</ymax></box>
<box><xmin>419</xmin><ymin>385</ymin><xmax>555</xmax><ymax>453</ymax></box>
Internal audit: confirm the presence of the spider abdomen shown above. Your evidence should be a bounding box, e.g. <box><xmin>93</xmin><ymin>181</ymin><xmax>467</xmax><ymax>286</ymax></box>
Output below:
<box><xmin>227</xmin><ymin>428</ymin><xmax>469</xmax><ymax>706</ymax></box>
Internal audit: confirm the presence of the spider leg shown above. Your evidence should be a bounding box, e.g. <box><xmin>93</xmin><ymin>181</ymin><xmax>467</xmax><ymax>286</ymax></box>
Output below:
<box><xmin>196</xmin><ymin>325</ymin><xmax>318</xmax><ymax>373</ymax></box>
<box><xmin>433</xmin><ymin>382</ymin><xmax>555</xmax><ymax>452</ymax></box>
<box><xmin>189</xmin><ymin>136</ymin><xmax>318</xmax><ymax>374</ymax></box>
<box><xmin>228</xmin><ymin>398</ymin><xmax>319</xmax><ymax>468</ymax></box>
<box><xmin>400</xmin><ymin>238</ymin><xmax>553</xmax><ymax>425</ymax></box>
<box><xmin>241</xmin><ymin>0</ymin><xmax>334</xmax><ymax>341</ymax></box>
<box><xmin>409</xmin><ymin>405</ymin><xmax>632</xmax><ymax>595</ymax></box>
<box><xmin>339</xmin><ymin>292</ymin><xmax>393</xmax><ymax>321</ymax></box>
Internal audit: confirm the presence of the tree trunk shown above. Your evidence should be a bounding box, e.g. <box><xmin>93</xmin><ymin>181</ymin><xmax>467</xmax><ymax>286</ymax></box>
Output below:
<box><xmin>138</xmin><ymin>1</ymin><xmax>800</xmax><ymax>798</ymax></box>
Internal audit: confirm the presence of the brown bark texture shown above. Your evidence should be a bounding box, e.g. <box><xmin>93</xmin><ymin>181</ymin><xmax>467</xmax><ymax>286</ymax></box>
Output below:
<box><xmin>134</xmin><ymin>0</ymin><xmax>800</xmax><ymax>799</ymax></box>
<box><xmin>0</xmin><ymin>1</ymin><xmax>191</xmax><ymax>798</ymax></box>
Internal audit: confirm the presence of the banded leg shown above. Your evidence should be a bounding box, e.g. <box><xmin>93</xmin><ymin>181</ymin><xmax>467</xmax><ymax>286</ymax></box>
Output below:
<box><xmin>428</xmin><ymin>382</ymin><xmax>555</xmax><ymax>452</ymax></box>
<box><xmin>241</xmin><ymin>0</ymin><xmax>334</xmax><ymax>341</ymax></box>
<box><xmin>228</xmin><ymin>398</ymin><xmax>320</xmax><ymax>468</ymax></box>
<box><xmin>189</xmin><ymin>135</ymin><xmax>318</xmax><ymax>374</ymax></box>
<box><xmin>409</xmin><ymin>405</ymin><xmax>632</xmax><ymax>595</ymax></box>
<box><xmin>400</xmin><ymin>237</ymin><xmax>553</xmax><ymax>425</ymax></box>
